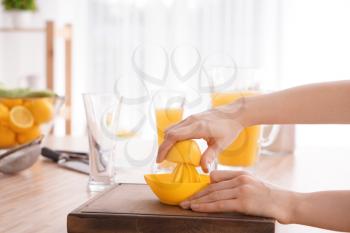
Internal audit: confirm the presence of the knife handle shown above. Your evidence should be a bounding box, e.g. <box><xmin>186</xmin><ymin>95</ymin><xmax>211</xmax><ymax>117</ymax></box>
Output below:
<box><xmin>41</xmin><ymin>147</ymin><xmax>60</xmax><ymax>162</ymax></box>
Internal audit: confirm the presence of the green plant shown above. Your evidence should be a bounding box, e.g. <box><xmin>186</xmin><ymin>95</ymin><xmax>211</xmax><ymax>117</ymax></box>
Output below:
<box><xmin>2</xmin><ymin>0</ymin><xmax>37</xmax><ymax>11</ymax></box>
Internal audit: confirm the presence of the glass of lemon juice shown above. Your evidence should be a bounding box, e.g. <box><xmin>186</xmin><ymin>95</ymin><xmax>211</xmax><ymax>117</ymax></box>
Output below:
<box><xmin>152</xmin><ymin>90</ymin><xmax>185</xmax><ymax>145</ymax></box>
<box><xmin>152</xmin><ymin>90</ymin><xmax>185</xmax><ymax>171</ymax></box>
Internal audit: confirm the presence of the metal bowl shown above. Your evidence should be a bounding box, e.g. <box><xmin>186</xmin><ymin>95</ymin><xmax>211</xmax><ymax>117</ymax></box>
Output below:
<box><xmin>0</xmin><ymin>137</ymin><xmax>42</xmax><ymax>174</ymax></box>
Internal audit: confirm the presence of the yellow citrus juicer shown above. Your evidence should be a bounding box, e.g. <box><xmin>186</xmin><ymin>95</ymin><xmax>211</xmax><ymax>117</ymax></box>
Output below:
<box><xmin>144</xmin><ymin>140</ymin><xmax>210</xmax><ymax>205</ymax></box>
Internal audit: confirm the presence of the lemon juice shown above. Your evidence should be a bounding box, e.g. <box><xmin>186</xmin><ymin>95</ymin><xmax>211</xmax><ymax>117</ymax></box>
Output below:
<box><xmin>155</xmin><ymin>108</ymin><xmax>183</xmax><ymax>145</ymax></box>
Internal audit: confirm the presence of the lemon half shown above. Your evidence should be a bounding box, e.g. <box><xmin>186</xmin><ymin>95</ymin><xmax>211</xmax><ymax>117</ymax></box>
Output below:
<box><xmin>9</xmin><ymin>106</ymin><xmax>34</xmax><ymax>133</ymax></box>
<box><xmin>165</xmin><ymin>140</ymin><xmax>201</xmax><ymax>166</ymax></box>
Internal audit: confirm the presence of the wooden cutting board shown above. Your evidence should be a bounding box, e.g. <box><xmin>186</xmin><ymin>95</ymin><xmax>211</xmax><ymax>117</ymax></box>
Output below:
<box><xmin>67</xmin><ymin>184</ymin><xmax>275</xmax><ymax>233</ymax></box>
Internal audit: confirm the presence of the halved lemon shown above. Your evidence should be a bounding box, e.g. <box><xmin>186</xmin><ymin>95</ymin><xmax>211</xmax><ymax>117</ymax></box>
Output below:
<box><xmin>9</xmin><ymin>106</ymin><xmax>34</xmax><ymax>133</ymax></box>
<box><xmin>165</xmin><ymin>140</ymin><xmax>201</xmax><ymax>166</ymax></box>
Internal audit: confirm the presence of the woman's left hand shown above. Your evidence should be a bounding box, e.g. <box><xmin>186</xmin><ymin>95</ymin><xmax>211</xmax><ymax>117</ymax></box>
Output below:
<box><xmin>180</xmin><ymin>170</ymin><xmax>295</xmax><ymax>224</ymax></box>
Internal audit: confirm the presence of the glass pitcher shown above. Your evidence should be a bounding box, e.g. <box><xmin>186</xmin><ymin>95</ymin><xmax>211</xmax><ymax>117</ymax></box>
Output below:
<box><xmin>201</xmin><ymin>55</ymin><xmax>280</xmax><ymax>171</ymax></box>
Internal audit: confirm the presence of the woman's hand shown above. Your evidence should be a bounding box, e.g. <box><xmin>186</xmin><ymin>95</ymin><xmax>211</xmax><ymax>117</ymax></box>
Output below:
<box><xmin>157</xmin><ymin>99</ymin><xmax>247</xmax><ymax>172</ymax></box>
<box><xmin>182</xmin><ymin>170</ymin><xmax>350</xmax><ymax>232</ymax></box>
<box><xmin>180</xmin><ymin>170</ymin><xmax>296</xmax><ymax>224</ymax></box>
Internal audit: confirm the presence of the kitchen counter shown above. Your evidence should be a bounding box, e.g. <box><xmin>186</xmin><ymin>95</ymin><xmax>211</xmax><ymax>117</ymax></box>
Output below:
<box><xmin>1</xmin><ymin>136</ymin><xmax>349</xmax><ymax>233</ymax></box>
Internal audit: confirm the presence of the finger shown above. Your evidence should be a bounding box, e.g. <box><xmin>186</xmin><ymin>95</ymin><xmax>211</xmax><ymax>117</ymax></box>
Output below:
<box><xmin>180</xmin><ymin>187</ymin><xmax>235</xmax><ymax>209</ymax></box>
<box><xmin>156</xmin><ymin>122</ymin><xmax>203</xmax><ymax>163</ymax></box>
<box><xmin>210</xmin><ymin>170</ymin><xmax>250</xmax><ymax>183</ymax></box>
<box><xmin>191</xmin><ymin>188</ymin><xmax>238</xmax><ymax>204</ymax></box>
<box><xmin>200</xmin><ymin>146</ymin><xmax>218</xmax><ymax>173</ymax></box>
<box><xmin>168</xmin><ymin>121</ymin><xmax>204</xmax><ymax>140</ymax></box>
<box><xmin>187</xmin><ymin>177</ymin><xmax>240</xmax><ymax>201</ymax></box>
<box><xmin>190</xmin><ymin>200</ymin><xmax>239</xmax><ymax>213</ymax></box>
<box><xmin>156</xmin><ymin>138</ymin><xmax>176</xmax><ymax>163</ymax></box>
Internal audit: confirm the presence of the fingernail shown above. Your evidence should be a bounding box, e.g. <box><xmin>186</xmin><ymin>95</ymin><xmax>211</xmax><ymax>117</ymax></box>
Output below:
<box><xmin>180</xmin><ymin>201</ymin><xmax>190</xmax><ymax>209</ymax></box>
<box><xmin>203</xmin><ymin>165</ymin><xmax>209</xmax><ymax>173</ymax></box>
<box><xmin>191</xmin><ymin>203</ymin><xmax>199</xmax><ymax>209</ymax></box>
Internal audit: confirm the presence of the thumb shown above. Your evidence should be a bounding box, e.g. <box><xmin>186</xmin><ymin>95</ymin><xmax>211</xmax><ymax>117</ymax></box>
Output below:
<box><xmin>200</xmin><ymin>145</ymin><xmax>219</xmax><ymax>173</ymax></box>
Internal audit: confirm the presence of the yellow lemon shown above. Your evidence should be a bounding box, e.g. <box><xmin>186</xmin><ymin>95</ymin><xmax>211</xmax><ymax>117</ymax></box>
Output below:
<box><xmin>25</xmin><ymin>98</ymin><xmax>54</xmax><ymax>124</ymax></box>
<box><xmin>0</xmin><ymin>98</ymin><xmax>23</xmax><ymax>108</ymax></box>
<box><xmin>17</xmin><ymin>125</ymin><xmax>41</xmax><ymax>145</ymax></box>
<box><xmin>165</xmin><ymin>140</ymin><xmax>201</xmax><ymax>166</ymax></box>
<box><xmin>0</xmin><ymin>124</ymin><xmax>16</xmax><ymax>148</ymax></box>
<box><xmin>9</xmin><ymin>106</ymin><xmax>34</xmax><ymax>133</ymax></box>
<box><xmin>0</xmin><ymin>103</ymin><xmax>9</xmax><ymax>122</ymax></box>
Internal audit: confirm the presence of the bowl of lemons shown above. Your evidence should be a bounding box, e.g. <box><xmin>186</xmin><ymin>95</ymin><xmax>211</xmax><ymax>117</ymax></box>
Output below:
<box><xmin>144</xmin><ymin>140</ymin><xmax>210</xmax><ymax>205</ymax></box>
<box><xmin>0</xmin><ymin>86</ymin><xmax>63</xmax><ymax>174</ymax></box>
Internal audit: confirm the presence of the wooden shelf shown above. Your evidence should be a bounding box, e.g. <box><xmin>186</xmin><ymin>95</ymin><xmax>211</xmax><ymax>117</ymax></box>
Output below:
<box><xmin>0</xmin><ymin>21</ymin><xmax>72</xmax><ymax>135</ymax></box>
<box><xmin>0</xmin><ymin>28</ymin><xmax>44</xmax><ymax>33</ymax></box>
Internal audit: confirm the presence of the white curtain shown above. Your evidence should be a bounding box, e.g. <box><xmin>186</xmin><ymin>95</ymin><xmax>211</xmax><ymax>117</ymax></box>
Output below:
<box><xmin>86</xmin><ymin>0</ymin><xmax>282</xmax><ymax>93</ymax></box>
<box><xmin>84</xmin><ymin>0</ymin><xmax>350</xmax><ymax>148</ymax></box>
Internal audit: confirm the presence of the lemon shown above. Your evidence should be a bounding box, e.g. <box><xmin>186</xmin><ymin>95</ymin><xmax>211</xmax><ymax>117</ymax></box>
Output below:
<box><xmin>9</xmin><ymin>106</ymin><xmax>34</xmax><ymax>133</ymax></box>
<box><xmin>0</xmin><ymin>103</ymin><xmax>9</xmax><ymax>122</ymax></box>
<box><xmin>25</xmin><ymin>98</ymin><xmax>54</xmax><ymax>124</ymax></box>
<box><xmin>17</xmin><ymin>125</ymin><xmax>41</xmax><ymax>145</ymax></box>
<box><xmin>0</xmin><ymin>124</ymin><xmax>16</xmax><ymax>148</ymax></box>
<box><xmin>0</xmin><ymin>98</ymin><xmax>23</xmax><ymax>108</ymax></box>
<box><xmin>165</xmin><ymin>140</ymin><xmax>201</xmax><ymax>166</ymax></box>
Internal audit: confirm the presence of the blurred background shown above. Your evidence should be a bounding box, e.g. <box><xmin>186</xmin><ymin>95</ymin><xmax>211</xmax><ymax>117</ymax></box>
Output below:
<box><xmin>0</xmin><ymin>0</ymin><xmax>349</xmax><ymax>149</ymax></box>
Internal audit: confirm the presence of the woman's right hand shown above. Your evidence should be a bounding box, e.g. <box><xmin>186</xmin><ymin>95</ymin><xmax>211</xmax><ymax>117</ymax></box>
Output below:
<box><xmin>157</xmin><ymin>98</ymin><xmax>248</xmax><ymax>172</ymax></box>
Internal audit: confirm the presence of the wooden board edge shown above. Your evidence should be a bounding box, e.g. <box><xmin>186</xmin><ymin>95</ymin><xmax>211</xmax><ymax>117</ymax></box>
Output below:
<box><xmin>69</xmin><ymin>211</ymin><xmax>275</xmax><ymax>223</ymax></box>
<box><xmin>67</xmin><ymin>212</ymin><xmax>275</xmax><ymax>233</ymax></box>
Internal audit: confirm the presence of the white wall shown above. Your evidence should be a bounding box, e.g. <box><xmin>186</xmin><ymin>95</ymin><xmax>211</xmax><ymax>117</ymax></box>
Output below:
<box><xmin>280</xmin><ymin>0</ymin><xmax>350</xmax><ymax>148</ymax></box>
<box><xmin>1</xmin><ymin>0</ymin><xmax>349</xmax><ymax>148</ymax></box>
